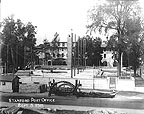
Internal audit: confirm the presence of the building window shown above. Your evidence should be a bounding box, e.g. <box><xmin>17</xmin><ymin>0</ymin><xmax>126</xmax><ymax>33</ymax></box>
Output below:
<box><xmin>62</xmin><ymin>43</ymin><xmax>65</xmax><ymax>46</ymax></box>
<box><xmin>2</xmin><ymin>82</ymin><xmax>6</xmax><ymax>85</ymax></box>
<box><xmin>57</xmin><ymin>53</ymin><xmax>60</xmax><ymax>57</ymax></box>
<box><xmin>53</xmin><ymin>53</ymin><xmax>55</xmax><ymax>57</ymax></box>
<box><xmin>104</xmin><ymin>54</ymin><xmax>106</xmax><ymax>58</ymax></box>
<box><xmin>58</xmin><ymin>43</ymin><xmax>60</xmax><ymax>46</ymax></box>
<box><xmin>62</xmin><ymin>53</ymin><xmax>64</xmax><ymax>57</ymax></box>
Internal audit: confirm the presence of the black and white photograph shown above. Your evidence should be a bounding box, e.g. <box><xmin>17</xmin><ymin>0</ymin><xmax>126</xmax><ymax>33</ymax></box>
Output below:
<box><xmin>0</xmin><ymin>0</ymin><xmax>144</xmax><ymax>113</ymax></box>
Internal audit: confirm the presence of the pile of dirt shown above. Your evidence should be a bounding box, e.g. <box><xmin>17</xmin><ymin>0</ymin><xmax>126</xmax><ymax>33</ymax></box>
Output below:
<box><xmin>0</xmin><ymin>106</ymin><xmax>127</xmax><ymax>114</ymax></box>
<box><xmin>84</xmin><ymin>109</ymin><xmax>126</xmax><ymax>114</ymax></box>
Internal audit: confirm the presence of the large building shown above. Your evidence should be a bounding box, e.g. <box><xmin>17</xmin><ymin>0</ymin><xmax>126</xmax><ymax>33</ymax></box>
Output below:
<box><xmin>37</xmin><ymin>42</ymin><xmax>67</xmax><ymax>65</ymax></box>
<box><xmin>36</xmin><ymin>37</ymin><xmax>76</xmax><ymax>67</ymax></box>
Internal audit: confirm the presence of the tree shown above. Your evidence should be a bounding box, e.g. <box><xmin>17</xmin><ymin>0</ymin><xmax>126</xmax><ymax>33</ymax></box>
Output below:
<box><xmin>106</xmin><ymin>12</ymin><xmax>144</xmax><ymax>76</ymax></box>
<box><xmin>43</xmin><ymin>38</ymin><xmax>51</xmax><ymax>63</ymax></box>
<box><xmin>51</xmin><ymin>32</ymin><xmax>60</xmax><ymax>60</ymax></box>
<box><xmin>23</xmin><ymin>22</ymin><xmax>37</xmax><ymax>69</ymax></box>
<box><xmin>37</xmin><ymin>33</ymin><xmax>60</xmax><ymax>66</ymax></box>
<box><xmin>85</xmin><ymin>36</ymin><xmax>103</xmax><ymax>66</ymax></box>
<box><xmin>1</xmin><ymin>16</ymin><xmax>18</xmax><ymax>72</ymax></box>
<box><xmin>75</xmin><ymin>37</ymin><xmax>86</xmax><ymax>66</ymax></box>
<box><xmin>1</xmin><ymin>16</ymin><xmax>37</xmax><ymax>72</ymax></box>
<box><xmin>51</xmin><ymin>32</ymin><xmax>60</xmax><ymax>51</ymax></box>
<box><xmin>87</xmin><ymin>0</ymin><xmax>142</xmax><ymax>76</ymax></box>
<box><xmin>75</xmin><ymin>35</ymin><xmax>103</xmax><ymax>66</ymax></box>
<box><xmin>124</xmin><ymin>17</ymin><xmax>144</xmax><ymax>76</ymax></box>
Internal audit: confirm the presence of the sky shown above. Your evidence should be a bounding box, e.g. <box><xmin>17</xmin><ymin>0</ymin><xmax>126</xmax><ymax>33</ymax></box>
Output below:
<box><xmin>1</xmin><ymin>0</ymin><xmax>144</xmax><ymax>45</ymax></box>
<box><xmin>1</xmin><ymin>0</ymin><xmax>99</xmax><ymax>44</ymax></box>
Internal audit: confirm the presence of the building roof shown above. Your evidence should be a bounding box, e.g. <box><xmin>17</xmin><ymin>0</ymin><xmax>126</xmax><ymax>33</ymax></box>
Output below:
<box><xmin>0</xmin><ymin>74</ymin><xmax>14</xmax><ymax>82</ymax></box>
<box><xmin>0</xmin><ymin>74</ymin><xmax>20</xmax><ymax>82</ymax></box>
<box><xmin>15</xmin><ymin>70</ymin><xmax>30</xmax><ymax>76</ymax></box>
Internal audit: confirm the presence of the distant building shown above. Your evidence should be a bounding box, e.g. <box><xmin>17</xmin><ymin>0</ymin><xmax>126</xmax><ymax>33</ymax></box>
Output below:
<box><xmin>36</xmin><ymin>42</ymin><xmax>68</xmax><ymax>65</ymax></box>
<box><xmin>36</xmin><ymin>39</ymin><xmax>76</xmax><ymax>66</ymax></box>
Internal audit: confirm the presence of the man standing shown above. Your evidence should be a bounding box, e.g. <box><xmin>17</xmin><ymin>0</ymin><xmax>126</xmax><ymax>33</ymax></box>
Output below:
<box><xmin>12</xmin><ymin>76</ymin><xmax>20</xmax><ymax>92</ymax></box>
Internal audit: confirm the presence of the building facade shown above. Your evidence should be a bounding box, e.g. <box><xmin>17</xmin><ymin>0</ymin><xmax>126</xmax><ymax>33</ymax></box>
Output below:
<box><xmin>37</xmin><ymin>38</ymin><xmax>76</xmax><ymax>65</ymax></box>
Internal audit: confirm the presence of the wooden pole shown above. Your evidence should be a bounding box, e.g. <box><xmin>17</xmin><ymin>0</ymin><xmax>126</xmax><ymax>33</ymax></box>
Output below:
<box><xmin>71</xmin><ymin>32</ymin><xmax>73</xmax><ymax>78</ymax></box>
<box><xmin>77</xmin><ymin>37</ymin><xmax>80</xmax><ymax>74</ymax></box>
<box><xmin>83</xmin><ymin>38</ymin><xmax>85</xmax><ymax>70</ymax></box>
<box><xmin>84</xmin><ymin>38</ymin><xmax>86</xmax><ymax>69</ymax></box>
<box><xmin>7</xmin><ymin>45</ymin><xmax>8</xmax><ymax>73</ymax></box>
<box><xmin>81</xmin><ymin>38</ymin><xmax>83</xmax><ymax>72</ymax></box>
<box><xmin>24</xmin><ymin>46</ymin><xmax>25</xmax><ymax>69</ymax></box>
<box><xmin>16</xmin><ymin>45</ymin><xmax>18</xmax><ymax>70</ymax></box>
<box><xmin>74</xmin><ymin>34</ymin><xmax>76</xmax><ymax>76</ymax></box>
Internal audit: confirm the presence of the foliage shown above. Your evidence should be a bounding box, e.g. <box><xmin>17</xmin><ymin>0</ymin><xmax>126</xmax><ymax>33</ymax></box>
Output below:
<box><xmin>87</xmin><ymin>0</ymin><xmax>143</xmax><ymax>76</ymax></box>
<box><xmin>43</xmin><ymin>38</ymin><xmax>51</xmax><ymax>60</ymax></box>
<box><xmin>51</xmin><ymin>32</ymin><xmax>60</xmax><ymax>58</ymax></box>
<box><xmin>74</xmin><ymin>35</ymin><xmax>103</xmax><ymax>66</ymax></box>
<box><xmin>36</xmin><ymin>32</ymin><xmax>60</xmax><ymax>65</ymax></box>
<box><xmin>51</xmin><ymin>32</ymin><xmax>60</xmax><ymax>51</ymax></box>
<box><xmin>1</xmin><ymin>16</ymin><xmax>37</xmax><ymax>72</ymax></box>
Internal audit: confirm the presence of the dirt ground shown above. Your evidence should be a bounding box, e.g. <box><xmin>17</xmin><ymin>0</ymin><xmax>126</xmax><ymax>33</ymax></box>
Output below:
<box><xmin>0</xmin><ymin>106</ymin><xmax>127</xmax><ymax>114</ymax></box>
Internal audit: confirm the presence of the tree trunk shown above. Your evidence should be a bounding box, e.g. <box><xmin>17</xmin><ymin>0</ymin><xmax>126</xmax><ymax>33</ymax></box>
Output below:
<box><xmin>117</xmin><ymin>19</ymin><xmax>122</xmax><ymax>77</ymax></box>
<box><xmin>117</xmin><ymin>51</ymin><xmax>122</xmax><ymax>77</ymax></box>
<box><xmin>24</xmin><ymin>46</ymin><xmax>25</xmax><ymax>68</ymax></box>
<box><xmin>10</xmin><ymin>47</ymin><xmax>15</xmax><ymax>73</ymax></box>
<box><xmin>134</xmin><ymin>66</ymin><xmax>137</xmax><ymax>77</ymax></box>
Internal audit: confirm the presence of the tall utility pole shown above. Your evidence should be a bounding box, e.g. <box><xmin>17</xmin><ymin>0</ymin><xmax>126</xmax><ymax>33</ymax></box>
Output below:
<box><xmin>0</xmin><ymin>0</ymin><xmax>3</xmax><ymax>73</ymax></box>
<box><xmin>71</xmin><ymin>32</ymin><xmax>73</xmax><ymax>78</ymax></box>
<box><xmin>24</xmin><ymin>46</ymin><xmax>25</xmax><ymax>69</ymax></box>
<box><xmin>83</xmin><ymin>38</ymin><xmax>85</xmax><ymax>69</ymax></box>
<box><xmin>16</xmin><ymin>45</ymin><xmax>18</xmax><ymax>70</ymax></box>
<box><xmin>74</xmin><ymin>34</ymin><xmax>76</xmax><ymax>76</ymax></box>
<box><xmin>83</xmin><ymin>38</ymin><xmax>86</xmax><ymax>68</ymax></box>
<box><xmin>80</xmin><ymin>38</ymin><xmax>82</xmax><ymax>67</ymax></box>
<box><xmin>0</xmin><ymin>0</ymin><xmax>2</xmax><ymax>70</ymax></box>
<box><xmin>77</xmin><ymin>37</ymin><xmax>80</xmax><ymax>74</ymax></box>
<box><xmin>0</xmin><ymin>0</ymin><xmax>2</xmax><ymax>33</ymax></box>
<box><xmin>67</xmin><ymin>30</ymin><xmax>73</xmax><ymax>78</ymax></box>
<box><xmin>0</xmin><ymin>0</ymin><xmax>1</xmax><ymax>23</ymax></box>
<box><xmin>7</xmin><ymin>45</ymin><xmax>9</xmax><ymax>74</ymax></box>
<box><xmin>31</xmin><ymin>46</ymin><xmax>33</xmax><ymax>69</ymax></box>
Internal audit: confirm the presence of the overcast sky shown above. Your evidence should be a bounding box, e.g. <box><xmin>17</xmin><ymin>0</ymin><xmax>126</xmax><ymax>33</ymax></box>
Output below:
<box><xmin>1</xmin><ymin>0</ymin><xmax>99</xmax><ymax>44</ymax></box>
<box><xmin>1</xmin><ymin>0</ymin><xmax>144</xmax><ymax>45</ymax></box>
